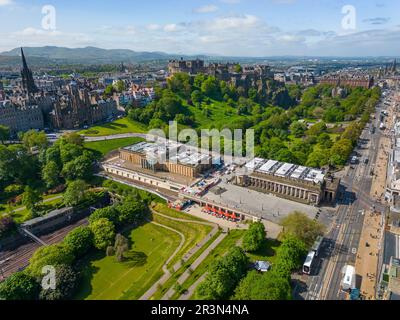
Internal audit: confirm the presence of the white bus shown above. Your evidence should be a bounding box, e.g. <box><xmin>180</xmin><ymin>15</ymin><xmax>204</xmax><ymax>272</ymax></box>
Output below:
<box><xmin>341</xmin><ymin>265</ymin><xmax>356</xmax><ymax>292</ymax></box>
<box><xmin>311</xmin><ymin>236</ymin><xmax>324</xmax><ymax>257</ymax></box>
<box><xmin>303</xmin><ymin>251</ymin><xmax>316</xmax><ymax>275</ymax></box>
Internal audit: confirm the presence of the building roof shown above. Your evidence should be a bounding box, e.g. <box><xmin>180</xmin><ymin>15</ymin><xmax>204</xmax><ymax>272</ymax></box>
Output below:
<box><xmin>245</xmin><ymin>157</ymin><xmax>325</xmax><ymax>184</ymax></box>
<box><xmin>254</xmin><ymin>260</ymin><xmax>271</xmax><ymax>272</ymax></box>
<box><xmin>21</xmin><ymin>207</ymin><xmax>73</xmax><ymax>227</ymax></box>
<box><xmin>122</xmin><ymin>141</ymin><xmax>211</xmax><ymax>167</ymax></box>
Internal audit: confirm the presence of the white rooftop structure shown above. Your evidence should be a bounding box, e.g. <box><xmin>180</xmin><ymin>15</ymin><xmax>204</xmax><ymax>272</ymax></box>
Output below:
<box><xmin>275</xmin><ymin>163</ymin><xmax>295</xmax><ymax>177</ymax></box>
<box><xmin>123</xmin><ymin>141</ymin><xmax>211</xmax><ymax>166</ymax></box>
<box><xmin>304</xmin><ymin>169</ymin><xmax>325</xmax><ymax>184</ymax></box>
<box><xmin>258</xmin><ymin>160</ymin><xmax>279</xmax><ymax>174</ymax></box>
<box><xmin>245</xmin><ymin>157</ymin><xmax>266</xmax><ymax>170</ymax></box>
<box><xmin>291</xmin><ymin>166</ymin><xmax>308</xmax><ymax>179</ymax></box>
<box><xmin>245</xmin><ymin>158</ymin><xmax>326</xmax><ymax>184</ymax></box>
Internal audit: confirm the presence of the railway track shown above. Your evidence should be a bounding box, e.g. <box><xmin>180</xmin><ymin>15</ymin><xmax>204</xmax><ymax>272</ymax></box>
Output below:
<box><xmin>0</xmin><ymin>218</ymin><xmax>88</xmax><ymax>280</ymax></box>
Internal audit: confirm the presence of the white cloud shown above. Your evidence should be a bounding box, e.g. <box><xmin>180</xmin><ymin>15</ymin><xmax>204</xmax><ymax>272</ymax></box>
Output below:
<box><xmin>279</xmin><ymin>34</ymin><xmax>305</xmax><ymax>42</ymax></box>
<box><xmin>207</xmin><ymin>14</ymin><xmax>259</xmax><ymax>30</ymax></box>
<box><xmin>199</xmin><ymin>35</ymin><xmax>220</xmax><ymax>43</ymax></box>
<box><xmin>194</xmin><ymin>4</ymin><xmax>218</xmax><ymax>13</ymax></box>
<box><xmin>220</xmin><ymin>0</ymin><xmax>240</xmax><ymax>3</ymax></box>
<box><xmin>146</xmin><ymin>24</ymin><xmax>161</xmax><ymax>31</ymax></box>
<box><xmin>2</xmin><ymin>9</ymin><xmax>399</xmax><ymax>57</ymax></box>
<box><xmin>7</xmin><ymin>27</ymin><xmax>95</xmax><ymax>49</ymax></box>
<box><xmin>0</xmin><ymin>0</ymin><xmax>13</xmax><ymax>6</ymax></box>
<box><xmin>14</xmin><ymin>27</ymin><xmax>62</xmax><ymax>36</ymax></box>
<box><xmin>164</xmin><ymin>24</ymin><xmax>178</xmax><ymax>32</ymax></box>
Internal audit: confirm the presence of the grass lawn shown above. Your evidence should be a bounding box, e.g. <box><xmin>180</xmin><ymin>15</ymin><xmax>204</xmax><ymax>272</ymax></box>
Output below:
<box><xmin>172</xmin><ymin>229</ymin><xmax>245</xmax><ymax>300</ymax></box>
<box><xmin>152</xmin><ymin>212</ymin><xmax>213</xmax><ymax>269</ymax></box>
<box><xmin>152</xmin><ymin>203</ymin><xmax>206</xmax><ymax>222</ymax></box>
<box><xmin>246</xmin><ymin>239</ymin><xmax>281</xmax><ymax>265</ymax></box>
<box><xmin>79</xmin><ymin>117</ymin><xmax>147</xmax><ymax>136</ymax></box>
<box><xmin>150</xmin><ymin>229</ymin><xmax>222</xmax><ymax>300</ymax></box>
<box><xmin>74</xmin><ymin>222</ymin><xmax>181</xmax><ymax>300</ymax></box>
<box><xmin>84</xmin><ymin>137</ymin><xmax>144</xmax><ymax>156</ymax></box>
<box><xmin>187</xmin><ymin>100</ymin><xmax>251</xmax><ymax>130</ymax></box>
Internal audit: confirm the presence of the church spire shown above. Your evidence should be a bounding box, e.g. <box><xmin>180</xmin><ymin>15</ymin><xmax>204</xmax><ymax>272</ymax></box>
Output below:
<box><xmin>21</xmin><ymin>47</ymin><xmax>28</xmax><ymax>70</ymax></box>
<box><xmin>20</xmin><ymin>47</ymin><xmax>38</xmax><ymax>95</ymax></box>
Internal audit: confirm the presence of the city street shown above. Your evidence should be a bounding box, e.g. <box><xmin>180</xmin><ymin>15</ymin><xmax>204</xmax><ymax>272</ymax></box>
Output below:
<box><xmin>295</xmin><ymin>87</ymin><xmax>395</xmax><ymax>300</ymax></box>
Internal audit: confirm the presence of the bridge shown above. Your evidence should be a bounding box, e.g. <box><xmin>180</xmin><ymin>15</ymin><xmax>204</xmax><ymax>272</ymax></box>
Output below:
<box><xmin>19</xmin><ymin>228</ymin><xmax>47</xmax><ymax>246</ymax></box>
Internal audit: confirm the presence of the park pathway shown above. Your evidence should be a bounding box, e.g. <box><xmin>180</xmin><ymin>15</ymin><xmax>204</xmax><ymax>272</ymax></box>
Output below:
<box><xmin>7</xmin><ymin>195</ymin><xmax>63</xmax><ymax>214</ymax></box>
<box><xmin>178</xmin><ymin>273</ymin><xmax>208</xmax><ymax>300</ymax></box>
<box><xmin>139</xmin><ymin>208</ymin><xmax>218</xmax><ymax>300</ymax></box>
<box><xmin>138</xmin><ymin>218</ymin><xmax>186</xmax><ymax>301</ymax></box>
<box><xmin>177</xmin><ymin>235</ymin><xmax>244</xmax><ymax>300</ymax></box>
<box><xmin>162</xmin><ymin>232</ymin><xmax>227</xmax><ymax>300</ymax></box>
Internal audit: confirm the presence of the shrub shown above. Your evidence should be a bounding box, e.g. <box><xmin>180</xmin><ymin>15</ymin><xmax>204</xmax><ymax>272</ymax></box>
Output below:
<box><xmin>63</xmin><ymin>226</ymin><xmax>94</xmax><ymax>258</ymax></box>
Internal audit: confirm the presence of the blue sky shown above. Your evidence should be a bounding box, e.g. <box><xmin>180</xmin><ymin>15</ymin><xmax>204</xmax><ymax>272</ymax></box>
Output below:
<box><xmin>0</xmin><ymin>0</ymin><xmax>399</xmax><ymax>56</ymax></box>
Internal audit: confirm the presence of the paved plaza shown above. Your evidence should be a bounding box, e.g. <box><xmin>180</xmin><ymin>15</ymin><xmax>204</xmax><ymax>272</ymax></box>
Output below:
<box><xmin>203</xmin><ymin>180</ymin><xmax>320</xmax><ymax>225</ymax></box>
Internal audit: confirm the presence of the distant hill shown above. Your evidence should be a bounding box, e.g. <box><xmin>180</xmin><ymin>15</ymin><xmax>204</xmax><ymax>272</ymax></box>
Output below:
<box><xmin>0</xmin><ymin>46</ymin><xmax>209</xmax><ymax>66</ymax></box>
<box><xmin>1</xmin><ymin>46</ymin><xmax>398</xmax><ymax>68</ymax></box>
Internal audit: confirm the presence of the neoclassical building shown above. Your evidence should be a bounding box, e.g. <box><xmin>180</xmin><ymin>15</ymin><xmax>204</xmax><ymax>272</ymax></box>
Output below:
<box><xmin>119</xmin><ymin>141</ymin><xmax>213</xmax><ymax>179</ymax></box>
<box><xmin>235</xmin><ymin>158</ymin><xmax>340</xmax><ymax>205</ymax></box>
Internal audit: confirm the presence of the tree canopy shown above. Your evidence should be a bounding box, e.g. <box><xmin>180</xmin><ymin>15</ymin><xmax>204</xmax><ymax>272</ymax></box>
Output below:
<box><xmin>280</xmin><ymin>211</ymin><xmax>325</xmax><ymax>248</ymax></box>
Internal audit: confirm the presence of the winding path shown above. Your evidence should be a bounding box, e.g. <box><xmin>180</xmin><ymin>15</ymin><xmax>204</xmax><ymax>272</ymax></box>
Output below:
<box><xmin>139</xmin><ymin>208</ymin><xmax>219</xmax><ymax>300</ymax></box>
<box><xmin>138</xmin><ymin>218</ymin><xmax>186</xmax><ymax>301</ymax></box>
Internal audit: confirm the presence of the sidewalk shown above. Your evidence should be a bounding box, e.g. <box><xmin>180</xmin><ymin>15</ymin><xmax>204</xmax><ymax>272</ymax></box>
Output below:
<box><xmin>139</xmin><ymin>209</ymin><xmax>218</xmax><ymax>300</ymax></box>
<box><xmin>355</xmin><ymin>210</ymin><xmax>383</xmax><ymax>300</ymax></box>
<box><xmin>161</xmin><ymin>232</ymin><xmax>227</xmax><ymax>300</ymax></box>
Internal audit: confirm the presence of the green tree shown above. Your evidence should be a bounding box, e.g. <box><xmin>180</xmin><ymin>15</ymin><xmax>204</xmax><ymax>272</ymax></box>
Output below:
<box><xmin>104</xmin><ymin>84</ymin><xmax>115</xmax><ymax>97</ymax></box>
<box><xmin>27</xmin><ymin>244</ymin><xmax>75</xmax><ymax>278</ymax></box>
<box><xmin>39</xmin><ymin>264</ymin><xmax>78</xmax><ymax>300</ymax></box>
<box><xmin>114</xmin><ymin>80</ymin><xmax>126</xmax><ymax>93</ymax></box>
<box><xmin>90</xmin><ymin>218</ymin><xmax>115</xmax><ymax>250</ymax></box>
<box><xmin>0</xmin><ymin>125</ymin><xmax>10</xmax><ymax>144</ymax></box>
<box><xmin>0</xmin><ymin>215</ymin><xmax>16</xmax><ymax>239</ymax></box>
<box><xmin>201</xmin><ymin>76</ymin><xmax>221</xmax><ymax>100</ymax></box>
<box><xmin>63</xmin><ymin>226</ymin><xmax>93</xmax><ymax>258</ymax></box>
<box><xmin>115</xmin><ymin>195</ymin><xmax>147</xmax><ymax>225</ymax></box>
<box><xmin>248</xmin><ymin>88</ymin><xmax>258</xmax><ymax>102</ymax></box>
<box><xmin>274</xmin><ymin>235</ymin><xmax>308</xmax><ymax>278</ymax></box>
<box><xmin>290</xmin><ymin>121</ymin><xmax>307</xmax><ymax>138</ymax></box>
<box><xmin>280</xmin><ymin>211</ymin><xmax>325</xmax><ymax>247</ymax></box>
<box><xmin>329</xmin><ymin>138</ymin><xmax>353</xmax><ymax>166</ymax></box>
<box><xmin>21</xmin><ymin>130</ymin><xmax>49</xmax><ymax>150</ymax></box>
<box><xmin>306</xmin><ymin>122</ymin><xmax>327</xmax><ymax>137</ymax></box>
<box><xmin>317</xmin><ymin>133</ymin><xmax>333</xmax><ymax>149</ymax></box>
<box><xmin>59</xmin><ymin>143</ymin><xmax>83</xmax><ymax>164</ymax></box>
<box><xmin>45</xmin><ymin>145</ymin><xmax>62</xmax><ymax>168</ymax></box>
<box><xmin>63</xmin><ymin>180</ymin><xmax>87</xmax><ymax>207</ymax></box>
<box><xmin>242</xmin><ymin>222</ymin><xmax>266</xmax><ymax>252</ymax></box>
<box><xmin>196</xmin><ymin>247</ymin><xmax>248</xmax><ymax>300</ymax></box>
<box><xmin>62</xmin><ymin>155</ymin><xmax>93</xmax><ymax>181</ymax></box>
<box><xmin>22</xmin><ymin>186</ymin><xmax>43</xmax><ymax>215</ymax></box>
<box><xmin>234</xmin><ymin>64</ymin><xmax>243</xmax><ymax>73</ymax></box>
<box><xmin>0</xmin><ymin>272</ymin><xmax>39</xmax><ymax>300</ymax></box>
<box><xmin>88</xmin><ymin>206</ymin><xmax>120</xmax><ymax>225</ymax></box>
<box><xmin>306</xmin><ymin>148</ymin><xmax>330</xmax><ymax>168</ymax></box>
<box><xmin>191</xmin><ymin>90</ymin><xmax>203</xmax><ymax>106</ymax></box>
<box><xmin>42</xmin><ymin>161</ymin><xmax>61</xmax><ymax>189</ymax></box>
<box><xmin>61</xmin><ymin>132</ymin><xmax>84</xmax><ymax>146</ymax></box>
<box><xmin>234</xmin><ymin>270</ymin><xmax>291</xmax><ymax>300</ymax></box>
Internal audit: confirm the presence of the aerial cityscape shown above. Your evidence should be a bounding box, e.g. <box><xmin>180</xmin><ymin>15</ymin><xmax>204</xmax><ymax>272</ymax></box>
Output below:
<box><xmin>1</xmin><ymin>0</ymin><xmax>400</xmax><ymax>310</ymax></box>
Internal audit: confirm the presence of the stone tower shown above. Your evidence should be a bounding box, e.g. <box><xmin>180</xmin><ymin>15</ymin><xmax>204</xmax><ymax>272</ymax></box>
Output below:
<box><xmin>20</xmin><ymin>47</ymin><xmax>38</xmax><ymax>95</ymax></box>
